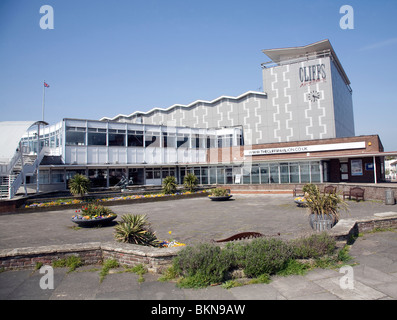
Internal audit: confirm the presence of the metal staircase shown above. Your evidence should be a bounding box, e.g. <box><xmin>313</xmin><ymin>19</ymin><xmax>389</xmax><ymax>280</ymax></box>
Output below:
<box><xmin>0</xmin><ymin>147</ymin><xmax>48</xmax><ymax>199</ymax></box>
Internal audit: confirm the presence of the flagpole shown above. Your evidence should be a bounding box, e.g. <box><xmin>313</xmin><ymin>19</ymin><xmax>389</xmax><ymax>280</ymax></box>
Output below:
<box><xmin>42</xmin><ymin>80</ymin><xmax>46</xmax><ymax>122</ymax></box>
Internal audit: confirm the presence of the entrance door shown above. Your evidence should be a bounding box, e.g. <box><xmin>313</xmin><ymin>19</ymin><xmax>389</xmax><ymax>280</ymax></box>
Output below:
<box><xmin>340</xmin><ymin>162</ymin><xmax>349</xmax><ymax>181</ymax></box>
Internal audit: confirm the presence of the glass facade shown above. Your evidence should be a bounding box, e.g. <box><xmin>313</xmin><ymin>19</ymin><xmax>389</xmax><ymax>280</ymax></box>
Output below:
<box><xmin>30</xmin><ymin>120</ymin><xmax>325</xmax><ymax>190</ymax></box>
<box><xmin>36</xmin><ymin>161</ymin><xmax>322</xmax><ymax>187</ymax></box>
<box><xmin>176</xmin><ymin>161</ymin><xmax>321</xmax><ymax>185</ymax></box>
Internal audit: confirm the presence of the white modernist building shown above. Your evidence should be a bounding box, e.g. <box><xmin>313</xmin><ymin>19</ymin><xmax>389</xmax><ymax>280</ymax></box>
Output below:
<box><xmin>0</xmin><ymin>40</ymin><xmax>392</xmax><ymax>199</ymax></box>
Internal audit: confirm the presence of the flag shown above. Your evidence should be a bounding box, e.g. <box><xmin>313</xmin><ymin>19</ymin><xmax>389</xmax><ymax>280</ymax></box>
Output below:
<box><xmin>44</xmin><ymin>82</ymin><xmax>50</xmax><ymax>88</ymax></box>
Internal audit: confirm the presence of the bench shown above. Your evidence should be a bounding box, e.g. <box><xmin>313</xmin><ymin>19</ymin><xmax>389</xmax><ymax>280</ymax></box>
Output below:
<box><xmin>343</xmin><ymin>187</ymin><xmax>365</xmax><ymax>201</ymax></box>
<box><xmin>323</xmin><ymin>185</ymin><xmax>337</xmax><ymax>194</ymax></box>
<box><xmin>293</xmin><ymin>186</ymin><xmax>304</xmax><ymax>197</ymax></box>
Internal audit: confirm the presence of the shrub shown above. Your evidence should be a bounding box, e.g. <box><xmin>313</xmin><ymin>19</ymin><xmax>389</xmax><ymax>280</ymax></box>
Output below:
<box><xmin>290</xmin><ymin>232</ymin><xmax>337</xmax><ymax>259</ymax></box>
<box><xmin>68</xmin><ymin>174</ymin><xmax>90</xmax><ymax>197</ymax></box>
<box><xmin>114</xmin><ymin>214</ymin><xmax>160</xmax><ymax>247</ymax></box>
<box><xmin>162</xmin><ymin>176</ymin><xmax>177</xmax><ymax>194</ymax></box>
<box><xmin>183</xmin><ymin>173</ymin><xmax>198</xmax><ymax>192</ymax></box>
<box><xmin>210</xmin><ymin>188</ymin><xmax>229</xmax><ymax>197</ymax></box>
<box><xmin>79</xmin><ymin>203</ymin><xmax>114</xmax><ymax>218</ymax></box>
<box><xmin>236</xmin><ymin>238</ymin><xmax>293</xmax><ymax>278</ymax></box>
<box><xmin>302</xmin><ymin>183</ymin><xmax>317</xmax><ymax>195</ymax></box>
<box><xmin>52</xmin><ymin>256</ymin><xmax>82</xmax><ymax>272</ymax></box>
<box><xmin>100</xmin><ymin>259</ymin><xmax>119</xmax><ymax>283</ymax></box>
<box><xmin>173</xmin><ymin>243</ymin><xmax>234</xmax><ymax>288</ymax></box>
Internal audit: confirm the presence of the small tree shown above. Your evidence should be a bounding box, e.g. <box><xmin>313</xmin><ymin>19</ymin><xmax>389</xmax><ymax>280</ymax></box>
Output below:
<box><xmin>68</xmin><ymin>174</ymin><xmax>90</xmax><ymax>197</ymax></box>
<box><xmin>162</xmin><ymin>176</ymin><xmax>177</xmax><ymax>194</ymax></box>
<box><xmin>183</xmin><ymin>173</ymin><xmax>198</xmax><ymax>192</ymax></box>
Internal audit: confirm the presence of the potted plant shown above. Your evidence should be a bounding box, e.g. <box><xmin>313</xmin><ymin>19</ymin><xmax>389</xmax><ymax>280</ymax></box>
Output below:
<box><xmin>303</xmin><ymin>184</ymin><xmax>348</xmax><ymax>231</ymax></box>
<box><xmin>71</xmin><ymin>203</ymin><xmax>117</xmax><ymax>227</ymax></box>
<box><xmin>208</xmin><ymin>188</ymin><xmax>232</xmax><ymax>201</ymax></box>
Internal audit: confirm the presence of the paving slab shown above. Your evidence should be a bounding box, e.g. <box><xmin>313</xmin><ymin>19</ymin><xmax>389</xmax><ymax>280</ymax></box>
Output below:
<box><xmin>269</xmin><ymin>275</ymin><xmax>327</xmax><ymax>300</ymax></box>
<box><xmin>229</xmin><ymin>283</ymin><xmax>286</xmax><ymax>300</ymax></box>
<box><xmin>49</xmin><ymin>270</ymin><xmax>100</xmax><ymax>300</ymax></box>
<box><xmin>314</xmin><ymin>276</ymin><xmax>387</xmax><ymax>300</ymax></box>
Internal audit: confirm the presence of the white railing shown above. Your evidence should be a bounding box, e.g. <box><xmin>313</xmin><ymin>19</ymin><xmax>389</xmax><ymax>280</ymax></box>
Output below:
<box><xmin>6</xmin><ymin>147</ymin><xmax>49</xmax><ymax>199</ymax></box>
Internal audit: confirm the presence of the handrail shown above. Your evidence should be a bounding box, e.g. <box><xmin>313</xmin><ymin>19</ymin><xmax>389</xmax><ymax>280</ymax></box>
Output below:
<box><xmin>8</xmin><ymin>147</ymin><xmax>49</xmax><ymax>199</ymax></box>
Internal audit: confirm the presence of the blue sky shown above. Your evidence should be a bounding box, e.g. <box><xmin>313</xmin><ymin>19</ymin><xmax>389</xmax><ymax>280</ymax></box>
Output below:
<box><xmin>1</xmin><ymin>0</ymin><xmax>396</xmax><ymax>151</ymax></box>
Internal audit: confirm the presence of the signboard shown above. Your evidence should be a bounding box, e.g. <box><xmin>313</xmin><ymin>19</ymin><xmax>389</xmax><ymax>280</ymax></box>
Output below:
<box><xmin>244</xmin><ymin>141</ymin><xmax>366</xmax><ymax>156</ymax></box>
<box><xmin>351</xmin><ymin>159</ymin><xmax>363</xmax><ymax>176</ymax></box>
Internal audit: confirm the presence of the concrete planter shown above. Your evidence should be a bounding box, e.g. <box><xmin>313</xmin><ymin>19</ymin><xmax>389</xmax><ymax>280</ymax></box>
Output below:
<box><xmin>309</xmin><ymin>213</ymin><xmax>337</xmax><ymax>231</ymax></box>
<box><xmin>71</xmin><ymin>215</ymin><xmax>117</xmax><ymax>227</ymax></box>
<box><xmin>208</xmin><ymin>195</ymin><xmax>233</xmax><ymax>201</ymax></box>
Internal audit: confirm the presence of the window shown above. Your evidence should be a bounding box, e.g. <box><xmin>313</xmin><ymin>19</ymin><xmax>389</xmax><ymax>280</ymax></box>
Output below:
<box><xmin>289</xmin><ymin>163</ymin><xmax>300</xmax><ymax>183</ymax></box>
<box><xmin>269</xmin><ymin>164</ymin><xmax>279</xmax><ymax>184</ymax></box>
<box><xmin>207</xmin><ymin>135</ymin><xmax>216</xmax><ymax>148</ymax></box>
<box><xmin>51</xmin><ymin>170</ymin><xmax>65</xmax><ymax>184</ymax></box>
<box><xmin>251</xmin><ymin>165</ymin><xmax>260</xmax><ymax>184</ymax></box>
<box><xmin>128</xmin><ymin>131</ymin><xmax>144</xmax><ymax>147</ymax></box>
<box><xmin>65</xmin><ymin>127</ymin><xmax>86</xmax><ymax>146</ymax></box>
<box><xmin>217</xmin><ymin>136</ymin><xmax>223</xmax><ymax>148</ymax></box>
<box><xmin>201</xmin><ymin>167</ymin><xmax>208</xmax><ymax>184</ymax></box>
<box><xmin>310</xmin><ymin>162</ymin><xmax>321</xmax><ymax>182</ymax></box>
<box><xmin>163</xmin><ymin>132</ymin><xmax>176</xmax><ymax>148</ymax></box>
<box><xmin>280</xmin><ymin>163</ymin><xmax>289</xmax><ymax>183</ymax></box>
<box><xmin>225</xmin><ymin>134</ymin><xmax>233</xmax><ymax>147</ymax></box>
<box><xmin>128</xmin><ymin>168</ymin><xmax>144</xmax><ymax>185</ymax></box>
<box><xmin>260</xmin><ymin>165</ymin><xmax>270</xmax><ymax>184</ymax></box>
<box><xmin>162</xmin><ymin>168</ymin><xmax>170</xmax><ymax>178</ymax></box>
<box><xmin>88</xmin><ymin>128</ymin><xmax>107</xmax><ymax>146</ymax></box>
<box><xmin>300</xmin><ymin>163</ymin><xmax>310</xmax><ymax>183</ymax></box>
<box><xmin>88</xmin><ymin>169</ymin><xmax>107</xmax><ymax>188</ymax></box>
<box><xmin>209</xmin><ymin>167</ymin><xmax>217</xmax><ymax>184</ymax></box>
<box><xmin>145</xmin><ymin>132</ymin><xmax>160</xmax><ymax>147</ymax></box>
<box><xmin>177</xmin><ymin>134</ymin><xmax>189</xmax><ymax>148</ymax></box>
<box><xmin>108</xmin><ymin>129</ymin><xmax>125</xmax><ymax>146</ymax></box>
<box><xmin>39</xmin><ymin>170</ymin><xmax>50</xmax><ymax>184</ymax></box>
<box><xmin>192</xmin><ymin>135</ymin><xmax>200</xmax><ymax>149</ymax></box>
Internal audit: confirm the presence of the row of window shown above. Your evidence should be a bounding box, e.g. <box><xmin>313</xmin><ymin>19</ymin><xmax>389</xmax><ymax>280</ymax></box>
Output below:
<box><xmin>35</xmin><ymin>161</ymin><xmax>322</xmax><ymax>186</ymax></box>
<box><xmin>65</xmin><ymin>127</ymin><xmax>239</xmax><ymax>148</ymax></box>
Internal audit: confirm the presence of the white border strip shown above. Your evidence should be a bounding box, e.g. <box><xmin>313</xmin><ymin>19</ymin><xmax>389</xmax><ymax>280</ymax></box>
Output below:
<box><xmin>244</xmin><ymin>141</ymin><xmax>366</xmax><ymax>156</ymax></box>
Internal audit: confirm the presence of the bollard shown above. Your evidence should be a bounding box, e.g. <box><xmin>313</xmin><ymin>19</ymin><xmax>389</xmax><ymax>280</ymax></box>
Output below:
<box><xmin>385</xmin><ymin>189</ymin><xmax>395</xmax><ymax>205</ymax></box>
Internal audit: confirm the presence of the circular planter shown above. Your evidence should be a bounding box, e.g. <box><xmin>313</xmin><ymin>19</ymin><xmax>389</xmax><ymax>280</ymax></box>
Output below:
<box><xmin>294</xmin><ymin>197</ymin><xmax>307</xmax><ymax>207</ymax></box>
<box><xmin>208</xmin><ymin>195</ymin><xmax>233</xmax><ymax>201</ymax></box>
<box><xmin>309</xmin><ymin>213</ymin><xmax>337</xmax><ymax>231</ymax></box>
<box><xmin>71</xmin><ymin>215</ymin><xmax>117</xmax><ymax>227</ymax></box>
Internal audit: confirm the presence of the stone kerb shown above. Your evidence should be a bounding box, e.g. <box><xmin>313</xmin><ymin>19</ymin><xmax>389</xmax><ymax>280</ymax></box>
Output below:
<box><xmin>0</xmin><ymin>241</ymin><xmax>184</xmax><ymax>273</ymax></box>
<box><xmin>14</xmin><ymin>191</ymin><xmax>210</xmax><ymax>214</ymax></box>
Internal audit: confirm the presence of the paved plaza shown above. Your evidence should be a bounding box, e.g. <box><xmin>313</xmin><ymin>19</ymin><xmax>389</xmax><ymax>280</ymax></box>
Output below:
<box><xmin>1</xmin><ymin>194</ymin><xmax>397</xmax><ymax>301</ymax></box>
<box><xmin>1</xmin><ymin>194</ymin><xmax>397</xmax><ymax>249</ymax></box>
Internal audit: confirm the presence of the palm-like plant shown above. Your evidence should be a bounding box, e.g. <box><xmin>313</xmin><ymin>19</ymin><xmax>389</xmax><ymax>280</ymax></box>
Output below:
<box><xmin>162</xmin><ymin>176</ymin><xmax>177</xmax><ymax>194</ymax></box>
<box><xmin>304</xmin><ymin>184</ymin><xmax>348</xmax><ymax>222</ymax></box>
<box><xmin>114</xmin><ymin>214</ymin><xmax>160</xmax><ymax>247</ymax></box>
<box><xmin>68</xmin><ymin>174</ymin><xmax>90</xmax><ymax>197</ymax></box>
<box><xmin>183</xmin><ymin>173</ymin><xmax>198</xmax><ymax>192</ymax></box>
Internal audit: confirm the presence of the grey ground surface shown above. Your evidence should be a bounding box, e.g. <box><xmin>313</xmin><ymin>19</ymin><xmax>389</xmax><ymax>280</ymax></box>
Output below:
<box><xmin>1</xmin><ymin>194</ymin><xmax>396</xmax><ymax>249</ymax></box>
